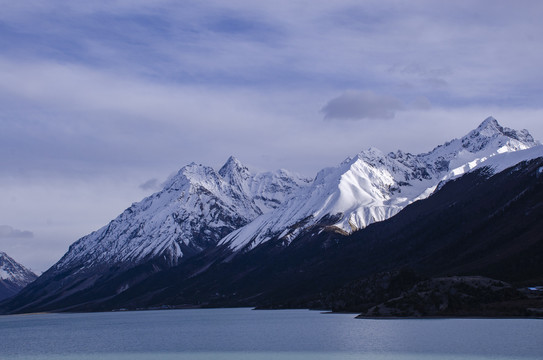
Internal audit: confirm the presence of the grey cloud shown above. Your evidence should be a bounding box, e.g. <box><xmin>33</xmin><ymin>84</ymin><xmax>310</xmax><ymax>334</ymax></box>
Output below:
<box><xmin>0</xmin><ymin>225</ymin><xmax>34</xmax><ymax>239</ymax></box>
<box><xmin>139</xmin><ymin>178</ymin><xmax>160</xmax><ymax>191</ymax></box>
<box><xmin>321</xmin><ymin>90</ymin><xmax>403</xmax><ymax>121</ymax></box>
<box><xmin>424</xmin><ymin>77</ymin><xmax>448</xmax><ymax>89</ymax></box>
<box><xmin>389</xmin><ymin>63</ymin><xmax>452</xmax><ymax>78</ymax></box>
<box><xmin>411</xmin><ymin>96</ymin><xmax>432</xmax><ymax>110</ymax></box>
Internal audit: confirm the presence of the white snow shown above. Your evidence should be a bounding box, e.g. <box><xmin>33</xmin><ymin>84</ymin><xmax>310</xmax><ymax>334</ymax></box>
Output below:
<box><xmin>444</xmin><ymin>145</ymin><xmax>543</xmax><ymax>182</ymax></box>
<box><xmin>0</xmin><ymin>268</ymin><xmax>11</xmax><ymax>280</ymax></box>
<box><xmin>0</xmin><ymin>251</ymin><xmax>37</xmax><ymax>286</ymax></box>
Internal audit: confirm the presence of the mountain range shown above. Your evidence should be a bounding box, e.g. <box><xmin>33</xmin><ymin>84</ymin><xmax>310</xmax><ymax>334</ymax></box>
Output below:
<box><xmin>1</xmin><ymin>117</ymin><xmax>542</xmax><ymax>315</ymax></box>
<box><xmin>221</xmin><ymin>117</ymin><xmax>538</xmax><ymax>252</ymax></box>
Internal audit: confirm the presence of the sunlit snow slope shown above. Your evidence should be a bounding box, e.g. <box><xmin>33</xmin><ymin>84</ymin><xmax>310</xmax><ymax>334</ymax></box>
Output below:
<box><xmin>220</xmin><ymin>117</ymin><xmax>541</xmax><ymax>251</ymax></box>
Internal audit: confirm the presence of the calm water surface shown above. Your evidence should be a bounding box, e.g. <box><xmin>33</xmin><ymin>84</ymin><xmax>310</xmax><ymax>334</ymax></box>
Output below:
<box><xmin>1</xmin><ymin>308</ymin><xmax>542</xmax><ymax>359</ymax></box>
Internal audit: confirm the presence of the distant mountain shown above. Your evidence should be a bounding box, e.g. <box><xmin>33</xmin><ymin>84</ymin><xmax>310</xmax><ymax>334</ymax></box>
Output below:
<box><xmin>0</xmin><ymin>252</ymin><xmax>37</xmax><ymax>301</ymax></box>
<box><xmin>2</xmin><ymin>117</ymin><xmax>542</xmax><ymax>314</ymax></box>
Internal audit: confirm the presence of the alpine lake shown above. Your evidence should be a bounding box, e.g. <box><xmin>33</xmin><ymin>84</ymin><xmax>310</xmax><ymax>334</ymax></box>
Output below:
<box><xmin>1</xmin><ymin>308</ymin><xmax>542</xmax><ymax>360</ymax></box>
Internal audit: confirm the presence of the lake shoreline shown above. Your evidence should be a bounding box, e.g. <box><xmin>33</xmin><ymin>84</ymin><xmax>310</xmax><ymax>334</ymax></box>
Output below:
<box><xmin>2</xmin><ymin>305</ymin><xmax>543</xmax><ymax>320</ymax></box>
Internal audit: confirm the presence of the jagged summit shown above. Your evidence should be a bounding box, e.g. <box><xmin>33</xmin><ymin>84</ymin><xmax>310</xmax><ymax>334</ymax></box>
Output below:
<box><xmin>218</xmin><ymin>156</ymin><xmax>253</xmax><ymax>193</ymax></box>
<box><xmin>477</xmin><ymin>116</ymin><xmax>500</xmax><ymax>130</ymax></box>
<box><xmin>0</xmin><ymin>252</ymin><xmax>37</xmax><ymax>301</ymax></box>
<box><xmin>466</xmin><ymin>116</ymin><xmax>537</xmax><ymax>149</ymax></box>
<box><xmin>219</xmin><ymin>156</ymin><xmax>247</xmax><ymax>176</ymax></box>
<box><xmin>52</xmin><ymin>157</ymin><xmax>309</xmax><ymax>272</ymax></box>
<box><xmin>357</xmin><ymin>146</ymin><xmax>386</xmax><ymax>162</ymax></box>
<box><xmin>0</xmin><ymin>252</ymin><xmax>36</xmax><ymax>283</ymax></box>
<box><xmin>475</xmin><ymin>116</ymin><xmax>534</xmax><ymax>141</ymax></box>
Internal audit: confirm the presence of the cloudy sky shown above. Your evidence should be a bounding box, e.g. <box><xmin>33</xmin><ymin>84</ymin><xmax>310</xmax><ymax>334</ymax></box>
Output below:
<box><xmin>2</xmin><ymin>0</ymin><xmax>543</xmax><ymax>272</ymax></box>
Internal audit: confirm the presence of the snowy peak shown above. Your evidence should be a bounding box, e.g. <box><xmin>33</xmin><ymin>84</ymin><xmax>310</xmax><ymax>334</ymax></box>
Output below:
<box><xmin>475</xmin><ymin>116</ymin><xmax>535</xmax><ymax>144</ymax></box>
<box><xmin>0</xmin><ymin>252</ymin><xmax>37</xmax><ymax>287</ymax></box>
<box><xmin>218</xmin><ymin>156</ymin><xmax>253</xmax><ymax>198</ymax></box>
<box><xmin>358</xmin><ymin>146</ymin><xmax>386</xmax><ymax>160</ymax></box>
<box><xmin>163</xmin><ymin>162</ymin><xmax>218</xmax><ymax>192</ymax></box>
<box><xmin>460</xmin><ymin>117</ymin><xmax>538</xmax><ymax>153</ymax></box>
<box><xmin>403</xmin><ymin>117</ymin><xmax>540</xmax><ymax>182</ymax></box>
<box><xmin>357</xmin><ymin>117</ymin><xmax>540</xmax><ymax>204</ymax></box>
<box><xmin>219</xmin><ymin>156</ymin><xmax>250</xmax><ymax>180</ymax></box>
<box><xmin>162</xmin><ymin>164</ymin><xmax>195</xmax><ymax>191</ymax></box>
<box><xmin>476</xmin><ymin>116</ymin><xmax>502</xmax><ymax>134</ymax></box>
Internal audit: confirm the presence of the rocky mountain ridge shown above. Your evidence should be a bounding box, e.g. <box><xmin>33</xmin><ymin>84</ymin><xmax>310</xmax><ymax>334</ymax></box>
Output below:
<box><xmin>220</xmin><ymin>117</ymin><xmax>540</xmax><ymax>252</ymax></box>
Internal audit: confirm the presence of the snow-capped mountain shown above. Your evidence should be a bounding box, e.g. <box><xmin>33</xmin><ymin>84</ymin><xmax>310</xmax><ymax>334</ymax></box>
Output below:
<box><xmin>220</xmin><ymin>117</ymin><xmax>541</xmax><ymax>251</ymax></box>
<box><xmin>44</xmin><ymin>117</ymin><xmax>542</xmax><ymax>274</ymax></box>
<box><xmin>53</xmin><ymin>157</ymin><xmax>310</xmax><ymax>272</ymax></box>
<box><xmin>0</xmin><ymin>252</ymin><xmax>37</xmax><ymax>300</ymax></box>
<box><xmin>3</xmin><ymin>116</ymin><xmax>543</xmax><ymax>314</ymax></box>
